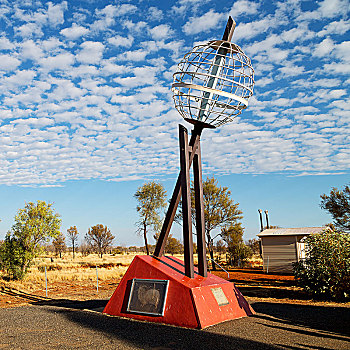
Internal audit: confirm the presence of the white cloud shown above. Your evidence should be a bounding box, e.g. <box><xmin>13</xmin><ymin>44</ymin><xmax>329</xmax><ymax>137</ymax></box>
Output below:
<box><xmin>313</xmin><ymin>38</ymin><xmax>334</xmax><ymax>57</ymax></box>
<box><xmin>0</xmin><ymin>55</ymin><xmax>21</xmax><ymax>70</ymax></box>
<box><xmin>229</xmin><ymin>0</ymin><xmax>260</xmax><ymax>17</ymax></box>
<box><xmin>255</xmin><ymin>77</ymin><xmax>273</xmax><ymax>87</ymax></box>
<box><xmin>10</xmin><ymin>117</ymin><xmax>54</xmax><ymax>126</ymax></box>
<box><xmin>108</xmin><ymin>35</ymin><xmax>134</xmax><ymax>48</ymax></box>
<box><xmin>117</xmin><ymin>49</ymin><xmax>149</xmax><ymax>62</ymax></box>
<box><xmin>149</xmin><ymin>24</ymin><xmax>174</xmax><ymax>40</ymax></box>
<box><xmin>20</xmin><ymin>40</ymin><xmax>44</xmax><ymax>61</ymax></box>
<box><xmin>123</xmin><ymin>20</ymin><xmax>148</xmax><ymax>34</ymax></box>
<box><xmin>334</xmin><ymin>41</ymin><xmax>350</xmax><ymax>62</ymax></box>
<box><xmin>183</xmin><ymin>9</ymin><xmax>224</xmax><ymax>35</ymax></box>
<box><xmin>148</xmin><ymin>7</ymin><xmax>163</xmax><ymax>21</ymax></box>
<box><xmin>115</xmin><ymin>4</ymin><xmax>137</xmax><ymax>16</ymax></box>
<box><xmin>16</xmin><ymin>22</ymin><xmax>43</xmax><ymax>38</ymax></box>
<box><xmin>324</xmin><ymin>62</ymin><xmax>350</xmax><ymax>74</ymax></box>
<box><xmin>76</xmin><ymin>41</ymin><xmax>104</xmax><ymax>64</ymax></box>
<box><xmin>47</xmin><ymin>1</ymin><xmax>67</xmax><ymax>27</ymax></box>
<box><xmin>317</xmin><ymin>19</ymin><xmax>350</xmax><ymax>37</ymax></box>
<box><xmin>41</xmin><ymin>38</ymin><xmax>63</xmax><ymax>53</ymax></box>
<box><xmin>234</xmin><ymin>18</ymin><xmax>277</xmax><ymax>41</ymax></box>
<box><xmin>318</xmin><ymin>0</ymin><xmax>350</xmax><ymax>18</ymax></box>
<box><xmin>91</xmin><ymin>4</ymin><xmax>137</xmax><ymax>32</ymax></box>
<box><xmin>1</xmin><ymin>70</ymin><xmax>36</xmax><ymax>88</ymax></box>
<box><xmin>114</xmin><ymin>66</ymin><xmax>158</xmax><ymax>88</ymax></box>
<box><xmin>0</xmin><ymin>37</ymin><xmax>15</xmax><ymax>50</ymax></box>
<box><xmin>60</xmin><ymin>23</ymin><xmax>89</xmax><ymax>40</ymax></box>
<box><xmin>279</xmin><ymin>64</ymin><xmax>305</xmax><ymax>77</ymax></box>
<box><xmin>39</xmin><ymin>53</ymin><xmax>75</xmax><ymax>70</ymax></box>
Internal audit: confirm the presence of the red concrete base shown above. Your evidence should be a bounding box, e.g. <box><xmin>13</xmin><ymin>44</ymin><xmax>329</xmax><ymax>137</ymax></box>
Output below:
<box><xmin>103</xmin><ymin>255</ymin><xmax>254</xmax><ymax>329</ymax></box>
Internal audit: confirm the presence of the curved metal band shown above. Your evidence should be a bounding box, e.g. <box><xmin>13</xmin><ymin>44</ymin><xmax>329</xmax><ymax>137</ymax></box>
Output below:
<box><xmin>173</xmin><ymin>71</ymin><xmax>254</xmax><ymax>95</ymax></box>
<box><xmin>171</xmin><ymin>82</ymin><xmax>249</xmax><ymax>107</ymax></box>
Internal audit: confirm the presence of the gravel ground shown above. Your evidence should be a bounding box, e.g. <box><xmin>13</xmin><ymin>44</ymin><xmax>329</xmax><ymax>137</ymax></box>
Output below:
<box><xmin>0</xmin><ymin>299</ymin><xmax>349</xmax><ymax>350</ymax></box>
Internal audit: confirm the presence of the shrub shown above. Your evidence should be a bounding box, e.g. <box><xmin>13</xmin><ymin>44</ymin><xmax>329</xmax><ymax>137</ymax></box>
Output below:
<box><xmin>0</xmin><ymin>235</ymin><xmax>31</xmax><ymax>280</ymax></box>
<box><xmin>293</xmin><ymin>230</ymin><xmax>350</xmax><ymax>300</ymax></box>
<box><xmin>227</xmin><ymin>242</ymin><xmax>253</xmax><ymax>267</ymax></box>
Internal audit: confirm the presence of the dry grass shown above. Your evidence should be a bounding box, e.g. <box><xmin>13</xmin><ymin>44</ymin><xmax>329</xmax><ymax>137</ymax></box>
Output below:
<box><xmin>0</xmin><ymin>252</ymin><xmax>263</xmax><ymax>293</ymax></box>
<box><xmin>1</xmin><ymin>252</ymin><xmax>137</xmax><ymax>292</ymax></box>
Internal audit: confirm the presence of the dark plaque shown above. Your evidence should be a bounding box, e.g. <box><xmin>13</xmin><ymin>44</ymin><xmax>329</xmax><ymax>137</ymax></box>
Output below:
<box><xmin>126</xmin><ymin>279</ymin><xmax>169</xmax><ymax>316</ymax></box>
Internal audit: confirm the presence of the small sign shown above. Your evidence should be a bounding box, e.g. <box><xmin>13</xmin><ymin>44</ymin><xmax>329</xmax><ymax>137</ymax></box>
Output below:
<box><xmin>211</xmin><ymin>287</ymin><xmax>229</xmax><ymax>306</ymax></box>
<box><xmin>126</xmin><ymin>279</ymin><xmax>169</xmax><ymax>316</ymax></box>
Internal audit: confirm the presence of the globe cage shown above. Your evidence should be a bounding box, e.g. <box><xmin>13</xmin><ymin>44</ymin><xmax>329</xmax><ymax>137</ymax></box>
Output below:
<box><xmin>171</xmin><ymin>40</ymin><xmax>254</xmax><ymax>128</ymax></box>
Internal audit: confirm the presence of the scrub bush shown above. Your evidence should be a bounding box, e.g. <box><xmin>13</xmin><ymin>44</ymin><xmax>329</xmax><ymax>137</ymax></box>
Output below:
<box><xmin>293</xmin><ymin>230</ymin><xmax>350</xmax><ymax>301</ymax></box>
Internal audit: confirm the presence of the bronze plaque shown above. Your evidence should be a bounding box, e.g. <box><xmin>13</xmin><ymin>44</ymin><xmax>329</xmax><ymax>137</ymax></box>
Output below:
<box><xmin>126</xmin><ymin>279</ymin><xmax>169</xmax><ymax>316</ymax></box>
<box><xmin>211</xmin><ymin>287</ymin><xmax>229</xmax><ymax>306</ymax></box>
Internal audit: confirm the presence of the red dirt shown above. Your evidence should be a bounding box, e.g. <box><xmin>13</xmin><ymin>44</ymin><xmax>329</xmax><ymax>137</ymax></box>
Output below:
<box><xmin>0</xmin><ymin>268</ymin><xmax>297</xmax><ymax>309</ymax></box>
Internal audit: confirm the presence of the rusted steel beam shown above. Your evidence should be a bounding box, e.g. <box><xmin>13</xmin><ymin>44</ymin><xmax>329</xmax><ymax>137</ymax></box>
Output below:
<box><xmin>153</xmin><ymin>124</ymin><xmax>203</xmax><ymax>258</ymax></box>
<box><xmin>222</xmin><ymin>16</ymin><xmax>236</xmax><ymax>42</ymax></box>
<box><xmin>179</xmin><ymin>125</ymin><xmax>194</xmax><ymax>278</ymax></box>
<box><xmin>193</xmin><ymin>141</ymin><xmax>207</xmax><ymax>277</ymax></box>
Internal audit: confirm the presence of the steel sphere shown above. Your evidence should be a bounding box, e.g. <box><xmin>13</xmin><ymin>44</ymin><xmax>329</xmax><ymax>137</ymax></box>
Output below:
<box><xmin>172</xmin><ymin>40</ymin><xmax>254</xmax><ymax>128</ymax></box>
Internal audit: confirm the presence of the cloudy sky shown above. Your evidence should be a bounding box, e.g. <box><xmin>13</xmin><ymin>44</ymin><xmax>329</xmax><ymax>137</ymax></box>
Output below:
<box><xmin>0</xmin><ymin>0</ymin><xmax>349</xmax><ymax>246</ymax></box>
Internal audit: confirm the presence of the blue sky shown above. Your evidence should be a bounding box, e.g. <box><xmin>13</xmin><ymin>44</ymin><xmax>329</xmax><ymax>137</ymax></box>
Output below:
<box><xmin>0</xmin><ymin>0</ymin><xmax>349</xmax><ymax>246</ymax></box>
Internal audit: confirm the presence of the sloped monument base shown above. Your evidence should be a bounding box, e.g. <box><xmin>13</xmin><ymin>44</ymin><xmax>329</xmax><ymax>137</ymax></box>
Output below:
<box><xmin>103</xmin><ymin>255</ymin><xmax>254</xmax><ymax>329</ymax></box>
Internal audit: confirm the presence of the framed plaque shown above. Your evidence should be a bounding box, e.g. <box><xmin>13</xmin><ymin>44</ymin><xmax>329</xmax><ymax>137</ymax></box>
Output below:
<box><xmin>211</xmin><ymin>287</ymin><xmax>229</xmax><ymax>306</ymax></box>
<box><xmin>126</xmin><ymin>278</ymin><xmax>169</xmax><ymax>316</ymax></box>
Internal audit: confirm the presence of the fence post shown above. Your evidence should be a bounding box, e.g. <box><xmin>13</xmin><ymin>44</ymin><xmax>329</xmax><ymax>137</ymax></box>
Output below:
<box><xmin>266</xmin><ymin>256</ymin><xmax>269</xmax><ymax>274</ymax></box>
<box><xmin>45</xmin><ymin>266</ymin><xmax>48</xmax><ymax>297</ymax></box>
<box><xmin>96</xmin><ymin>265</ymin><xmax>99</xmax><ymax>293</ymax></box>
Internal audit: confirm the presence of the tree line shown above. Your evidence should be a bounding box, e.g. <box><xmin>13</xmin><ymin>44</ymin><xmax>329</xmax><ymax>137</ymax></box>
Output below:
<box><xmin>0</xmin><ymin>200</ymin><xmax>115</xmax><ymax>279</ymax></box>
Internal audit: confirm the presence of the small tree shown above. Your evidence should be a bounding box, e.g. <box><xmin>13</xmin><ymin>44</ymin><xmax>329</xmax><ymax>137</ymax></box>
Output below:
<box><xmin>79</xmin><ymin>240</ymin><xmax>91</xmax><ymax>257</ymax></box>
<box><xmin>293</xmin><ymin>230</ymin><xmax>350</xmax><ymax>300</ymax></box>
<box><xmin>176</xmin><ymin>177</ymin><xmax>243</xmax><ymax>269</ymax></box>
<box><xmin>134</xmin><ymin>181</ymin><xmax>167</xmax><ymax>255</ymax></box>
<box><xmin>0</xmin><ymin>234</ymin><xmax>28</xmax><ymax>280</ymax></box>
<box><xmin>52</xmin><ymin>233</ymin><xmax>66</xmax><ymax>258</ymax></box>
<box><xmin>0</xmin><ymin>201</ymin><xmax>61</xmax><ymax>279</ymax></box>
<box><xmin>85</xmin><ymin>224</ymin><xmax>114</xmax><ymax>258</ymax></box>
<box><xmin>320</xmin><ymin>184</ymin><xmax>350</xmax><ymax>232</ymax></box>
<box><xmin>221</xmin><ymin>223</ymin><xmax>252</xmax><ymax>267</ymax></box>
<box><xmin>246</xmin><ymin>238</ymin><xmax>260</xmax><ymax>256</ymax></box>
<box><xmin>215</xmin><ymin>240</ymin><xmax>226</xmax><ymax>255</ymax></box>
<box><xmin>67</xmin><ymin>226</ymin><xmax>79</xmax><ymax>259</ymax></box>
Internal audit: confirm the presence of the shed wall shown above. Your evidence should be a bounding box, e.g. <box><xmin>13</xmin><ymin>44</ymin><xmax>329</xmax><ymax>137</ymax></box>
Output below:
<box><xmin>261</xmin><ymin>236</ymin><xmax>297</xmax><ymax>273</ymax></box>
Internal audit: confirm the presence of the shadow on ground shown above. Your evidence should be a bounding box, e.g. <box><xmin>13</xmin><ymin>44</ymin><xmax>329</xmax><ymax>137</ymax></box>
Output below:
<box><xmin>35</xmin><ymin>299</ymin><xmax>350</xmax><ymax>350</ymax></box>
<box><xmin>43</xmin><ymin>305</ymin><xmax>281</xmax><ymax>350</ymax></box>
<box><xmin>252</xmin><ymin>302</ymin><xmax>350</xmax><ymax>337</ymax></box>
<box><xmin>238</xmin><ymin>285</ymin><xmax>308</xmax><ymax>300</ymax></box>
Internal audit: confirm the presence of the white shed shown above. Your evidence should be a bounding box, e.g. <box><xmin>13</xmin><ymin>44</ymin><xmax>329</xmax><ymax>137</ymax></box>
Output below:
<box><xmin>257</xmin><ymin>227</ymin><xmax>325</xmax><ymax>273</ymax></box>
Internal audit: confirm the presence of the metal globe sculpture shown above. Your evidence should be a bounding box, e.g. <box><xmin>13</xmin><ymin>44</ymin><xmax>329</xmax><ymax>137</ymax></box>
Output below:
<box><xmin>103</xmin><ymin>17</ymin><xmax>255</xmax><ymax>330</ymax></box>
<box><xmin>172</xmin><ymin>38</ymin><xmax>254</xmax><ymax>128</ymax></box>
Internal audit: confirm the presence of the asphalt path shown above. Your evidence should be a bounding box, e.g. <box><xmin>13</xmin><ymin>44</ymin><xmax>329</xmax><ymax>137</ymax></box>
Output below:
<box><xmin>0</xmin><ymin>299</ymin><xmax>349</xmax><ymax>350</ymax></box>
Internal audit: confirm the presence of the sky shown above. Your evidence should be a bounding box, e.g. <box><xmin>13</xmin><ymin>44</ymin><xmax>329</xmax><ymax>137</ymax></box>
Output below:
<box><xmin>0</xmin><ymin>0</ymin><xmax>349</xmax><ymax>247</ymax></box>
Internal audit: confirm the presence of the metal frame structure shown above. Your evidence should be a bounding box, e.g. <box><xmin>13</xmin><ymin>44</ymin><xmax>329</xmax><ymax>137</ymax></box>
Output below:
<box><xmin>153</xmin><ymin>123</ymin><xmax>208</xmax><ymax>278</ymax></box>
<box><xmin>171</xmin><ymin>17</ymin><xmax>254</xmax><ymax>128</ymax></box>
<box><xmin>154</xmin><ymin>17</ymin><xmax>249</xmax><ymax>278</ymax></box>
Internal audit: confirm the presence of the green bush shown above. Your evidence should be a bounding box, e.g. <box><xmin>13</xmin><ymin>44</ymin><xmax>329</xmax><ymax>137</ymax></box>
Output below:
<box><xmin>227</xmin><ymin>242</ymin><xmax>253</xmax><ymax>267</ymax></box>
<box><xmin>0</xmin><ymin>235</ymin><xmax>32</xmax><ymax>280</ymax></box>
<box><xmin>293</xmin><ymin>230</ymin><xmax>350</xmax><ymax>300</ymax></box>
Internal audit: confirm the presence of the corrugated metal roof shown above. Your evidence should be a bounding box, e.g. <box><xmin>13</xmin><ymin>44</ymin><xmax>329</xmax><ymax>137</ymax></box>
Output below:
<box><xmin>257</xmin><ymin>227</ymin><xmax>325</xmax><ymax>237</ymax></box>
